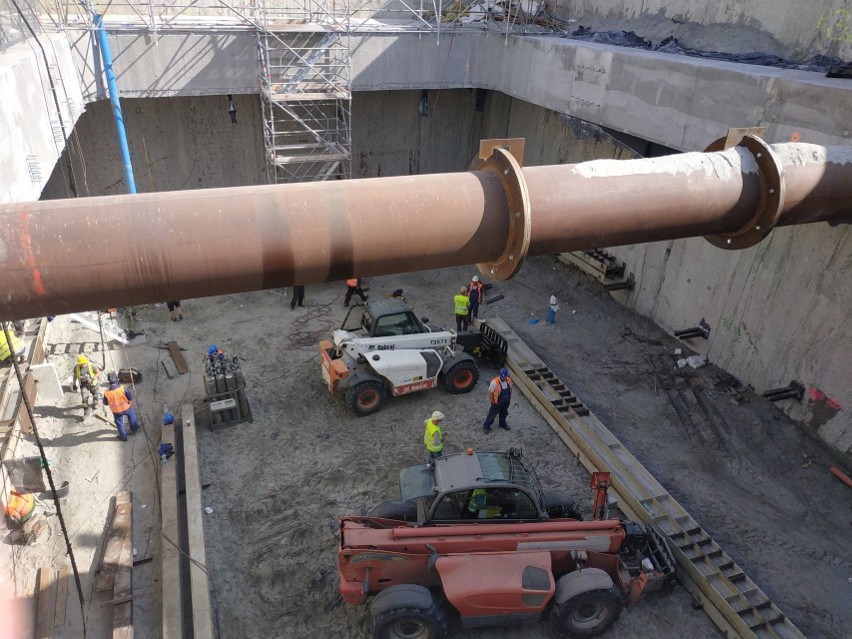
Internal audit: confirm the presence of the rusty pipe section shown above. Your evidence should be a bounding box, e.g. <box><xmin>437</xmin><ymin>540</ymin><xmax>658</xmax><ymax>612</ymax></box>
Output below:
<box><xmin>1</xmin><ymin>141</ymin><xmax>850</xmax><ymax>320</ymax></box>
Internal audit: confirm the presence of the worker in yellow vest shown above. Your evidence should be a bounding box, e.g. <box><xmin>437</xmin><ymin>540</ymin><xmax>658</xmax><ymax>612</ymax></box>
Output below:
<box><xmin>466</xmin><ymin>488</ymin><xmax>487</xmax><ymax>517</ymax></box>
<box><xmin>453</xmin><ymin>286</ymin><xmax>470</xmax><ymax>332</ymax></box>
<box><xmin>0</xmin><ymin>326</ymin><xmax>26</xmax><ymax>365</ymax></box>
<box><xmin>344</xmin><ymin>278</ymin><xmax>368</xmax><ymax>307</ymax></box>
<box><xmin>423</xmin><ymin>410</ymin><xmax>446</xmax><ymax>463</ymax></box>
<box><xmin>72</xmin><ymin>355</ymin><xmax>102</xmax><ymax>418</ymax></box>
<box><xmin>103</xmin><ymin>372</ymin><xmax>139</xmax><ymax>441</ymax></box>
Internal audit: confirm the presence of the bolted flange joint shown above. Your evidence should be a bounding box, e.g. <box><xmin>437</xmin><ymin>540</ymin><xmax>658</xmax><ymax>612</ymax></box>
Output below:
<box><xmin>704</xmin><ymin>134</ymin><xmax>785</xmax><ymax>250</ymax></box>
<box><xmin>470</xmin><ymin>147</ymin><xmax>532</xmax><ymax>280</ymax></box>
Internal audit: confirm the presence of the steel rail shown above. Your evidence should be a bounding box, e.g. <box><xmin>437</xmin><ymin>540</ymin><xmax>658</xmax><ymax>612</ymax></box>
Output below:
<box><xmin>483</xmin><ymin>316</ymin><xmax>806</xmax><ymax>639</ymax></box>
<box><xmin>1</xmin><ymin>139</ymin><xmax>851</xmax><ymax>320</ymax></box>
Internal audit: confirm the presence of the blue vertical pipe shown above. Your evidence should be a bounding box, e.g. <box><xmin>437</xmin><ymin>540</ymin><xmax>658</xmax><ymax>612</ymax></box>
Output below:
<box><xmin>93</xmin><ymin>13</ymin><xmax>137</xmax><ymax>193</ymax></box>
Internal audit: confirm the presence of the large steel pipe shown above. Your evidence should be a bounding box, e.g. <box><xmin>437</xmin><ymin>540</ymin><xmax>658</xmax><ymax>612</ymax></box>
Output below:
<box><xmin>1</xmin><ymin>141</ymin><xmax>850</xmax><ymax>320</ymax></box>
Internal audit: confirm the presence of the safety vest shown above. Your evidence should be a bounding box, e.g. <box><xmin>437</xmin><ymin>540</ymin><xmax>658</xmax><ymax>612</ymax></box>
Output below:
<box><xmin>75</xmin><ymin>362</ymin><xmax>97</xmax><ymax>382</ymax></box>
<box><xmin>453</xmin><ymin>294</ymin><xmax>469</xmax><ymax>316</ymax></box>
<box><xmin>0</xmin><ymin>330</ymin><xmax>24</xmax><ymax>362</ymax></box>
<box><xmin>468</xmin><ymin>281</ymin><xmax>484</xmax><ymax>304</ymax></box>
<box><xmin>489</xmin><ymin>376</ymin><xmax>512</xmax><ymax>404</ymax></box>
<box><xmin>467</xmin><ymin>488</ymin><xmax>486</xmax><ymax>513</ymax></box>
<box><xmin>104</xmin><ymin>386</ymin><xmax>131</xmax><ymax>414</ymax></box>
<box><xmin>423</xmin><ymin>418</ymin><xmax>443</xmax><ymax>453</ymax></box>
<box><xmin>347</xmin><ymin>278</ymin><xmax>358</xmax><ymax>287</ymax></box>
<box><xmin>6</xmin><ymin>492</ymin><xmax>35</xmax><ymax>524</ymax></box>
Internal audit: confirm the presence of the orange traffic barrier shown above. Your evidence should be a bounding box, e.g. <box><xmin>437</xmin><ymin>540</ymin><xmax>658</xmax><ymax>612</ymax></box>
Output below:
<box><xmin>829</xmin><ymin>466</ymin><xmax>852</xmax><ymax>488</ymax></box>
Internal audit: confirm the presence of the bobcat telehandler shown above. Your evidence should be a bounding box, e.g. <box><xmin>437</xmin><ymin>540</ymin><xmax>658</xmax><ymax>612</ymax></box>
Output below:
<box><xmin>320</xmin><ymin>298</ymin><xmax>505</xmax><ymax>416</ymax></box>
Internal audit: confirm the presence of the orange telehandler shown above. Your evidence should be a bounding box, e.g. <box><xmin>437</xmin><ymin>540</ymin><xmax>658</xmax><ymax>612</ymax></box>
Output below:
<box><xmin>338</xmin><ymin>449</ymin><xmax>675</xmax><ymax>638</ymax></box>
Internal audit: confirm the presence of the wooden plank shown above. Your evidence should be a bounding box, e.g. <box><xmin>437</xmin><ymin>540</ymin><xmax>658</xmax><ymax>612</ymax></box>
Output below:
<box><xmin>112</xmin><ymin>535</ymin><xmax>134</xmax><ymax>639</ymax></box>
<box><xmin>166</xmin><ymin>341</ymin><xmax>189</xmax><ymax>375</ymax></box>
<box><xmin>161</xmin><ymin>430</ymin><xmax>184</xmax><ymax>639</ymax></box>
<box><xmin>161</xmin><ymin>357</ymin><xmax>178</xmax><ymax>380</ymax></box>
<box><xmin>181</xmin><ymin>404</ymin><xmax>214</xmax><ymax>639</ymax></box>
<box><xmin>35</xmin><ymin>566</ymin><xmax>57</xmax><ymax>639</ymax></box>
<box><xmin>96</xmin><ymin>491</ymin><xmax>133</xmax><ymax>591</ymax></box>
<box><xmin>53</xmin><ymin>565</ymin><xmax>70</xmax><ymax>627</ymax></box>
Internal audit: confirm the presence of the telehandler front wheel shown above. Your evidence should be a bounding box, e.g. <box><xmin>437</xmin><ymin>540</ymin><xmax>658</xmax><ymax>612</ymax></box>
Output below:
<box><xmin>372</xmin><ymin>601</ymin><xmax>448</xmax><ymax>639</ymax></box>
<box><xmin>550</xmin><ymin>585</ymin><xmax>623</xmax><ymax>639</ymax></box>
<box><xmin>348</xmin><ymin>381</ymin><xmax>386</xmax><ymax>416</ymax></box>
<box><xmin>443</xmin><ymin>360</ymin><xmax>479</xmax><ymax>394</ymax></box>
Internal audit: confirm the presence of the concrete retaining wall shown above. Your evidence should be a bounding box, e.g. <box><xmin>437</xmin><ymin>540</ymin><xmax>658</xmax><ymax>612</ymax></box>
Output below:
<box><xmin>0</xmin><ymin>33</ymin><xmax>83</xmax><ymax>204</ymax></box>
<box><xmin>553</xmin><ymin>0</ymin><xmax>852</xmax><ymax>61</ymax></box>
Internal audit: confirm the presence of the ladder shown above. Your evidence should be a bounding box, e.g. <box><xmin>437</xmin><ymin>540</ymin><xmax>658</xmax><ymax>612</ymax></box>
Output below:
<box><xmin>253</xmin><ymin>0</ymin><xmax>352</xmax><ymax>183</ymax></box>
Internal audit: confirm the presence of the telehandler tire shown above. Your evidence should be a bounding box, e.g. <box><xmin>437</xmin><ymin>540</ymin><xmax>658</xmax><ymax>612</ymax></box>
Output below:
<box><xmin>372</xmin><ymin>600</ymin><xmax>448</xmax><ymax>639</ymax></box>
<box><xmin>443</xmin><ymin>360</ymin><xmax>479</xmax><ymax>394</ymax></box>
<box><xmin>348</xmin><ymin>381</ymin><xmax>386</xmax><ymax>416</ymax></box>
<box><xmin>550</xmin><ymin>584</ymin><xmax>622</xmax><ymax>639</ymax></box>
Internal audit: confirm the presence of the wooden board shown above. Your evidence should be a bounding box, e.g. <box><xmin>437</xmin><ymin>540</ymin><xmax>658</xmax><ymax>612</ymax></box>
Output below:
<box><xmin>96</xmin><ymin>491</ymin><xmax>133</xmax><ymax>591</ymax></box>
<box><xmin>53</xmin><ymin>564</ymin><xmax>70</xmax><ymax>627</ymax></box>
<box><xmin>161</xmin><ymin>357</ymin><xmax>178</xmax><ymax>380</ymax></box>
<box><xmin>161</xmin><ymin>431</ymin><xmax>184</xmax><ymax>639</ymax></box>
<box><xmin>180</xmin><ymin>404</ymin><xmax>214</xmax><ymax>639</ymax></box>
<box><xmin>35</xmin><ymin>566</ymin><xmax>56</xmax><ymax>639</ymax></box>
<box><xmin>166</xmin><ymin>342</ymin><xmax>189</xmax><ymax>375</ymax></box>
<box><xmin>112</xmin><ymin>538</ymin><xmax>133</xmax><ymax>639</ymax></box>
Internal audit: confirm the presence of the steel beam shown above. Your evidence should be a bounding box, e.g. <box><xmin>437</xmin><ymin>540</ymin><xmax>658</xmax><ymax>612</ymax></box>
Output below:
<box><xmin>1</xmin><ymin>141</ymin><xmax>851</xmax><ymax>320</ymax></box>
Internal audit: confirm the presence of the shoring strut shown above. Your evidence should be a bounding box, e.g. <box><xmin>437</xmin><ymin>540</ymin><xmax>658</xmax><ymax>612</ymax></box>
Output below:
<box><xmin>1</xmin><ymin>137</ymin><xmax>850</xmax><ymax>321</ymax></box>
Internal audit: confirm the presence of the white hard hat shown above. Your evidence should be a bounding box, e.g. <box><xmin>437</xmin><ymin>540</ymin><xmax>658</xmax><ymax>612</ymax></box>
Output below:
<box><xmin>472</xmin><ymin>275</ymin><xmax>480</xmax><ymax>282</ymax></box>
<box><xmin>431</xmin><ymin>411</ymin><xmax>444</xmax><ymax>421</ymax></box>
<box><xmin>550</xmin><ymin>295</ymin><xmax>558</xmax><ymax>305</ymax></box>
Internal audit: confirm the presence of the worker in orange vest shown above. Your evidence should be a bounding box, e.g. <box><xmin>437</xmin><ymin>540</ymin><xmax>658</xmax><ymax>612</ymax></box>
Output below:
<box><xmin>103</xmin><ymin>372</ymin><xmax>139</xmax><ymax>441</ymax></box>
<box><xmin>467</xmin><ymin>275</ymin><xmax>485</xmax><ymax>322</ymax></box>
<box><xmin>483</xmin><ymin>367</ymin><xmax>512</xmax><ymax>433</ymax></box>
<box><xmin>344</xmin><ymin>278</ymin><xmax>368</xmax><ymax>307</ymax></box>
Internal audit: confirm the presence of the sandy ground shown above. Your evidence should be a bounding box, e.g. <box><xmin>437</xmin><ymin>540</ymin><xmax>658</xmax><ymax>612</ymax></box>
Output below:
<box><xmin>3</xmin><ymin>255</ymin><xmax>850</xmax><ymax>639</ymax></box>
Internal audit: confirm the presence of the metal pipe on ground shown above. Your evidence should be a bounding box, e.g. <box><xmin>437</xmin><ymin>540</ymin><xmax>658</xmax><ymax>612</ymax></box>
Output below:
<box><xmin>1</xmin><ymin>141</ymin><xmax>850</xmax><ymax>321</ymax></box>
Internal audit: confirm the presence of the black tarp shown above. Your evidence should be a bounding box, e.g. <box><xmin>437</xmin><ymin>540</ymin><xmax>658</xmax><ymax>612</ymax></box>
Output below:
<box><xmin>567</xmin><ymin>27</ymin><xmax>850</xmax><ymax>77</ymax></box>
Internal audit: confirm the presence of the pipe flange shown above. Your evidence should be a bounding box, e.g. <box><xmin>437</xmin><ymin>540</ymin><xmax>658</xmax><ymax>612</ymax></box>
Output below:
<box><xmin>705</xmin><ymin>134</ymin><xmax>785</xmax><ymax>250</ymax></box>
<box><xmin>472</xmin><ymin>147</ymin><xmax>531</xmax><ymax>281</ymax></box>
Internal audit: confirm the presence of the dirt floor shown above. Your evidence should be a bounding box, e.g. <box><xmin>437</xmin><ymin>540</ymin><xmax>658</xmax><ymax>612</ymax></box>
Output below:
<box><xmin>3</xmin><ymin>255</ymin><xmax>850</xmax><ymax>639</ymax></box>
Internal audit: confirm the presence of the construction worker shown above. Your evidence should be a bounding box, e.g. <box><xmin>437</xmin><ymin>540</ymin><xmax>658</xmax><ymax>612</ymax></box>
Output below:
<box><xmin>467</xmin><ymin>275</ymin><xmax>485</xmax><ymax>322</ymax></box>
<box><xmin>483</xmin><ymin>367</ymin><xmax>512</xmax><ymax>433</ymax></box>
<box><xmin>344</xmin><ymin>278</ymin><xmax>368</xmax><ymax>307</ymax></box>
<box><xmin>290</xmin><ymin>285</ymin><xmax>305</xmax><ymax>309</ymax></box>
<box><xmin>453</xmin><ymin>286</ymin><xmax>470</xmax><ymax>332</ymax></box>
<box><xmin>72</xmin><ymin>355</ymin><xmax>102</xmax><ymax>417</ymax></box>
<box><xmin>0</xmin><ymin>326</ymin><xmax>26</xmax><ymax>365</ymax></box>
<box><xmin>423</xmin><ymin>410</ymin><xmax>446</xmax><ymax>463</ymax></box>
<box><xmin>103</xmin><ymin>372</ymin><xmax>139</xmax><ymax>441</ymax></box>
<box><xmin>466</xmin><ymin>488</ymin><xmax>487</xmax><ymax>517</ymax></box>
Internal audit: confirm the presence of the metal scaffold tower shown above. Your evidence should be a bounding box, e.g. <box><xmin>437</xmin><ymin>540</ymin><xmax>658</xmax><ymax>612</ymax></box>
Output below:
<box><xmin>253</xmin><ymin>0</ymin><xmax>352</xmax><ymax>183</ymax></box>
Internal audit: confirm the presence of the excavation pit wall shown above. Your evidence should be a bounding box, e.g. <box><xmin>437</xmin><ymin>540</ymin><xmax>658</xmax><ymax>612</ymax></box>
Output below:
<box><xmin>39</xmin><ymin>83</ymin><xmax>852</xmax><ymax>456</ymax></box>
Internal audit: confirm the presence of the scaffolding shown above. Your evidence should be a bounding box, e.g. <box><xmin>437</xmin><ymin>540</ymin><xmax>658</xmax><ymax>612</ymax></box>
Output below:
<box><xmin>253</xmin><ymin>1</ymin><xmax>352</xmax><ymax>183</ymax></box>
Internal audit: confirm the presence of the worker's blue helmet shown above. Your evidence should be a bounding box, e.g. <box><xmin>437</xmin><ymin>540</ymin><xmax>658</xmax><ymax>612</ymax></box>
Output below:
<box><xmin>162</xmin><ymin>412</ymin><xmax>174</xmax><ymax>426</ymax></box>
<box><xmin>207</xmin><ymin>344</ymin><xmax>218</xmax><ymax>357</ymax></box>
<box><xmin>499</xmin><ymin>368</ymin><xmax>508</xmax><ymax>379</ymax></box>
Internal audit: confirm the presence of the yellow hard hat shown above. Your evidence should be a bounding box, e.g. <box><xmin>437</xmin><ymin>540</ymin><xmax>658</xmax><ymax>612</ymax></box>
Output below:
<box><xmin>77</xmin><ymin>355</ymin><xmax>88</xmax><ymax>365</ymax></box>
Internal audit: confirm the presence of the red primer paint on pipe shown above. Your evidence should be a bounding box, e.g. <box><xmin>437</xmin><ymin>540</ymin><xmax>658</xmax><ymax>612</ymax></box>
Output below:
<box><xmin>19</xmin><ymin>211</ymin><xmax>45</xmax><ymax>296</ymax></box>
